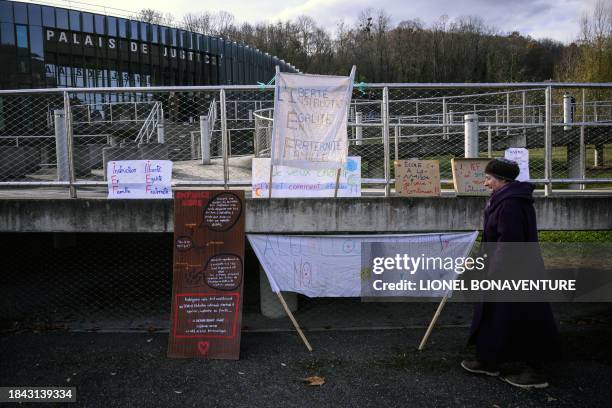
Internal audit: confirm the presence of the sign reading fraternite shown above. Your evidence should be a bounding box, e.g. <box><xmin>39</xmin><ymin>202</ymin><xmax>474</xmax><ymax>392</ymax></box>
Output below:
<box><xmin>271</xmin><ymin>71</ymin><xmax>355</xmax><ymax>170</ymax></box>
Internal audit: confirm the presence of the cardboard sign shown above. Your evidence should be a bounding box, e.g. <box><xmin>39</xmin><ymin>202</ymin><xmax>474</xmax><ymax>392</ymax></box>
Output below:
<box><xmin>394</xmin><ymin>160</ymin><xmax>441</xmax><ymax>197</ymax></box>
<box><xmin>107</xmin><ymin>160</ymin><xmax>172</xmax><ymax>199</ymax></box>
<box><xmin>168</xmin><ymin>190</ymin><xmax>245</xmax><ymax>360</ymax></box>
<box><xmin>252</xmin><ymin>157</ymin><xmax>361</xmax><ymax>198</ymax></box>
<box><xmin>451</xmin><ymin>158</ymin><xmax>491</xmax><ymax>196</ymax></box>
<box><xmin>504</xmin><ymin>148</ymin><xmax>530</xmax><ymax>182</ymax></box>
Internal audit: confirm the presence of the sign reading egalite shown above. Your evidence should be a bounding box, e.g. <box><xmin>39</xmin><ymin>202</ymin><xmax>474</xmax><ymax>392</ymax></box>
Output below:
<box><xmin>451</xmin><ymin>158</ymin><xmax>491</xmax><ymax>196</ymax></box>
<box><xmin>168</xmin><ymin>190</ymin><xmax>245</xmax><ymax>360</ymax></box>
<box><xmin>395</xmin><ymin>160</ymin><xmax>441</xmax><ymax>197</ymax></box>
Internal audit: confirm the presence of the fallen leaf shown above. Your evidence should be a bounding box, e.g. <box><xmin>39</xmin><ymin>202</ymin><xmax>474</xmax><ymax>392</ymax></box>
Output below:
<box><xmin>174</xmin><ymin>390</ymin><xmax>182</xmax><ymax>394</ymax></box>
<box><xmin>493</xmin><ymin>405</ymin><xmax>501</xmax><ymax>408</ymax></box>
<box><xmin>66</xmin><ymin>377</ymin><xmax>71</xmax><ymax>383</ymax></box>
<box><xmin>281</xmin><ymin>363</ymin><xmax>287</xmax><ymax>367</ymax></box>
<box><xmin>547</xmin><ymin>396</ymin><xmax>557</xmax><ymax>402</ymax></box>
<box><xmin>303</xmin><ymin>376</ymin><xmax>325</xmax><ymax>386</ymax></box>
<box><xmin>147</xmin><ymin>338</ymin><xmax>153</xmax><ymax>343</ymax></box>
<box><xmin>110</xmin><ymin>372</ymin><xmax>117</xmax><ymax>376</ymax></box>
<box><xmin>238</xmin><ymin>371</ymin><xmax>245</xmax><ymax>375</ymax></box>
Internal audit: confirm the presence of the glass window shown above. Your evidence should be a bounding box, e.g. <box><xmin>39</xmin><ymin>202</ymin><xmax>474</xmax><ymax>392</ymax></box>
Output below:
<box><xmin>130</xmin><ymin>20</ymin><xmax>138</xmax><ymax>40</ymax></box>
<box><xmin>56</xmin><ymin>9</ymin><xmax>68</xmax><ymax>29</ymax></box>
<box><xmin>13</xmin><ymin>2</ymin><xmax>26</xmax><ymax>24</ymax></box>
<box><xmin>118</xmin><ymin>18</ymin><xmax>127</xmax><ymax>38</ymax></box>
<box><xmin>0</xmin><ymin>22</ymin><xmax>14</xmax><ymax>45</ymax></box>
<box><xmin>160</xmin><ymin>26</ymin><xmax>167</xmax><ymax>45</ymax></box>
<box><xmin>16</xmin><ymin>24</ymin><xmax>27</xmax><ymax>48</ymax></box>
<box><xmin>0</xmin><ymin>1</ymin><xmax>13</xmax><ymax>23</ymax></box>
<box><xmin>82</xmin><ymin>13</ymin><xmax>93</xmax><ymax>33</ymax></box>
<box><xmin>151</xmin><ymin>24</ymin><xmax>158</xmax><ymax>43</ymax></box>
<box><xmin>42</xmin><ymin>6</ymin><xmax>54</xmax><ymax>27</ymax></box>
<box><xmin>171</xmin><ymin>28</ymin><xmax>176</xmax><ymax>46</ymax></box>
<box><xmin>179</xmin><ymin>30</ymin><xmax>185</xmax><ymax>48</ymax></box>
<box><xmin>29</xmin><ymin>26</ymin><xmax>43</xmax><ymax>58</ymax></box>
<box><xmin>95</xmin><ymin>14</ymin><xmax>104</xmax><ymax>34</ymax></box>
<box><xmin>28</xmin><ymin>4</ymin><xmax>41</xmax><ymax>26</ymax></box>
<box><xmin>107</xmin><ymin>16</ymin><xmax>116</xmax><ymax>36</ymax></box>
<box><xmin>69</xmin><ymin>10</ymin><xmax>80</xmax><ymax>30</ymax></box>
<box><xmin>140</xmin><ymin>22</ymin><xmax>148</xmax><ymax>42</ymax></box>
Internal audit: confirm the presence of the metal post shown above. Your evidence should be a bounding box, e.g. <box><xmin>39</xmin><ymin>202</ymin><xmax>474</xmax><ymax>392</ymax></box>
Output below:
<box><xmin>200</xmin><ymin>115</ymin><xmax>210</xmax><ymax>165</ymax></box>
<box><xmin>63</xmin><ymin>91</ymin><xmax>77</xmax><ymax>198</ymax></box>
<box><xmin>544</xmin><ymin>87</ymin><xmax>552</xmax><ymax>196</ymax></box>
<box><xmin>522</xmin><ymin>91</ymin><xmax>526</xmax><ymax>137</ymax></box>
<box><xmin>394</xmin><ymin>125</ymin><xmax>399</xmax><ymax>162</ymax></box>
<box><xmin>464</xmin><ymin>114</ymin><xmax>479</xmax><ymax>158</ymax></box>
<box><xmin>383</xmin><ymin>87</ymin><xmax>390</xmax><ymax>197</ymax></box>
<box><xmin>495</xmin><ymin>109</ymin><xmax>499</xmax><ymax>137</ymax></box>
<box><xmin>415</xmin><ymin>101</ymin><xmax>419</xmax><ymax>123</ymax></box>
<box><xmin>54</xmin><ymin>109</ymin><xmax>70</xmax><ymax>182</ymax></box>
<box><xmin>220</xmin><ymin>89</ymin><xmax>229</xmax><ymax>189</ymax></box>
<box><xmin>442</xmin><ymin>97</ymin><xmax>448</xmax><ymax>139</ymax></box>
<box><xmin>563</xmin><ymin>93</ymin><xmax>573</xmax><ymax>131</ymax></box>
<box><xmin>356</xmin><ymin>112</ymin><xmax>363</xmax><ymax>146</ymax></box>
<box><xmin>487</xmin><ymin>125</ymin><xmax>492</xmax><ymax>158</ymax></box>
<box><xmin>248</xmin><ymin>109</ymin><xmax>253</xmax><ymax>122</ymax></box>
<box><xmin>506</xmin><ymin>92</ymin><xmax>511</xmax><ymax>136</ymax></box>
<box><xmin>234</xmin><ymin>100</ymin><xmax>238</xmax><ymax>120</ymax></box>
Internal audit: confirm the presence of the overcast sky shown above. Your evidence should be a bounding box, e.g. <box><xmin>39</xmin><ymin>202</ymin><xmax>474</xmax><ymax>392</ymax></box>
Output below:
<box><xmin>28</xmin><ymin>0</ymin><xmax>605</xmax><ymax>43</ymax></box>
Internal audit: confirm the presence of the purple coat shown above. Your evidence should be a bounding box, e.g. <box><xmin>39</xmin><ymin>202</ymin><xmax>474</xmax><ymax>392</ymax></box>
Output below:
<box><xmin>469</xmin><ymin>181</ymin><xmax>559</xmax><ymax>365</ymax></box>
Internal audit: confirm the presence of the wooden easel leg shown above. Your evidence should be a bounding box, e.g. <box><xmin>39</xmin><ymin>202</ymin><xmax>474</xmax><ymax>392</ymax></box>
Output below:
<box><xmin>276</xmin><ymin>292</ymin><xmax>313</xmax><ymax>352</ymax></box>
<box><xmin>333</xmin><ymin>167</ymin><xmax>341</xmax><ymax>198</ymax></box>
<box><xmin>418</xmin><ymin>295</ymin><xmax>449</xmax><ymax>351</ymax></box>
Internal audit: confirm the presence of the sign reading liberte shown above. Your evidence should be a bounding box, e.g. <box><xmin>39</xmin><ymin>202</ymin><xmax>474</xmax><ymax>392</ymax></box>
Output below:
<box><xmin>271</xmin><ymin>71</ymin><xmax>355</xmax><ymax>169</ymax></box>
<box><xmin>45</xmin><ymin>29</ymin><xmax>217</xmax><ymax>64</ymax></box>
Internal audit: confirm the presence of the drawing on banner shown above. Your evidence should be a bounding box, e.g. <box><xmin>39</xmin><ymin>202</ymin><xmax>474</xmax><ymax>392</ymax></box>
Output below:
<box><xmin>252</xmin><ymin>157</ymin><xmax>361</xmax><ymax>198</ymax></box>
<box><xmin>451</xmin><ymin>158</ymin><xmax>491</xmax><ymax>196</ymax></box>
<box><xmin>248</xmin><ymin>232</ymin><xmax>478</xmax><ymax>298</ymax></box>
<box><xmin>504</xmin><ymin>148</ymin><xmax>530</xmax><ymax>181</ymax></box>
<box><xmin>107</xmin><ymin>160</ymin><xmax>172</xmax><ymax>199</ymax></box>
<box><xmin>395</xmin><ymin>160</ymin><xmax>441</xmax><ymax>197</ymax></box>
<box><xmin>271</xmin><ymin>70</ymin><xmax>356</xmax><ymax>170</ymax></box>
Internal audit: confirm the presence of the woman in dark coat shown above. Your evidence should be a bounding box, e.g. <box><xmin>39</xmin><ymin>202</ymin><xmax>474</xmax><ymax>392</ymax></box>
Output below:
<box><xmin>461</xmin><ymin>158</ymin><xmax>559</xmax><ymax>389</ymax></box>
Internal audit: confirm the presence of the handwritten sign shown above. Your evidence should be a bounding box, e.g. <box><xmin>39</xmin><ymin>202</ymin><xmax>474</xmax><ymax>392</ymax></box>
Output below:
<box><xmin>451</xmin><ymin>158</ymin><xmax>491</xmax><ymax>196</ymax></box>
<box><xmin>394</xmin><ymin>160</ymin><xmax>441</xmax><ymax>197</ymax></box>
<box><xmin>504</xmin><ymin>148</ymin><xmax>530</xmax><ymax>181</ymax></box>
<box><xmin>252</xmin><ymin>157</ymin><xmax>361</xmax><ymax>198</ymax></box>
<box><xmin>168</xmin><ymin>190</ymin><xmax>245</xmax><ymax>360</ymax></box>
<box><xmin>107</xmin><ymin>160</ymin><xmax>172</xmax><ymax>199</ymax></box>
<box><xmin>271</xmin><ymin>71</ymin><xmax>355</xmax><ymax>169</ymax></box>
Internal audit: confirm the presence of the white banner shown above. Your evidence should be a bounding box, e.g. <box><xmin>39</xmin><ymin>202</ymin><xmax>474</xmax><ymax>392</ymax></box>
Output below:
<box><xmin>271</xmin><ymin>70</ymin><xmax>355</xmax><ymax>170</ymax></box>
<box><xmin>107</xmin><ymin>160</ymin><xmax>172</xmax><ymax>199</ymax></box>
<box><xmin>252</xmin><ymin>157</ymin><xmax>361</xmax><ymax>198</ymax></box>
<box><xmin>504</xmin><ymin>147</ymin><xmax>530</xmax><ymax>181</ymax></box>
<box><xmin>248</xmin><ymin>232</ymin><xmax>478</xmax><ymax>298</ymax></box>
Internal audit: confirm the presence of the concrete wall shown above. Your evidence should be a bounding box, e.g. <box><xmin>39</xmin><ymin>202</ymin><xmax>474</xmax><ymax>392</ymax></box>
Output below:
<box><xmin>0</xmin><ymin>196</ymin><xmax>611</xmax><ymax>233</ymax></box>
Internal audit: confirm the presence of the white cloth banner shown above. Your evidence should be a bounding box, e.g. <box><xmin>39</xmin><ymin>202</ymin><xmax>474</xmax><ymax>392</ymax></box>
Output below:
<box><xmin>504</xmin><ymin>147</ymin><xmax>530</xmax><ymax>181</ymax></box>
<box><xmin>271</xmin><ymin>70</ymin><xmax>355</xmax><ymax>170</ymax></box>
<box><xmin>107</xmin><ymin>160</ymin><xmax>172</xmax><ymax>199</ymax></box>
<box><xmin>252</xmin><ymin>157</ymin><xmax>361</xmax><ymax>198</ymax></box>
<box><xmin>248</xmin><ymin>232</ymin><xmax>478</xmax><ymax>298</ymax></box>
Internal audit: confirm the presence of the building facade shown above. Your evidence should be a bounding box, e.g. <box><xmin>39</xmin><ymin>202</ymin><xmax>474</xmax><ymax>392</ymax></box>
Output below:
<box><xmin>0</xmin><ymin>0</ymin><xmax>297</xmax><ymax>90</ymax></box>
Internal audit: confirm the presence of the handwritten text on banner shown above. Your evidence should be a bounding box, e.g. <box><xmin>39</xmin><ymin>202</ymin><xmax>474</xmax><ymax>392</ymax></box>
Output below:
<box><xmin>107</xmin><ymin>160</ymin><xmax>172</xmax><ymax>199</ymax></box>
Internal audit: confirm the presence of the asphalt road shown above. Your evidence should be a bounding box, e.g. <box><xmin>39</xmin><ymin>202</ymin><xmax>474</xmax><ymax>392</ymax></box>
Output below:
<box><xmin>2</xmin><ymin>320</ymin><xmax>611</xmax><ymax>408</ymax></box>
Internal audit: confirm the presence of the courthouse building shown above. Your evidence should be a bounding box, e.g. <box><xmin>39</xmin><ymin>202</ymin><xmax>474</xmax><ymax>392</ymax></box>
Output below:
<box><xmin>0</xmin><ymin>0</ymin><xmax>297</xmax><ymax>90</ymax></box>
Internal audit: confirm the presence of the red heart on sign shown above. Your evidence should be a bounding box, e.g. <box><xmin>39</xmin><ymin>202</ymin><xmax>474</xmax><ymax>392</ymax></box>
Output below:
<box><xmin>197</xmin><ymin>341</ymin><xmax>210</xmax><ymax>356</ymax></box>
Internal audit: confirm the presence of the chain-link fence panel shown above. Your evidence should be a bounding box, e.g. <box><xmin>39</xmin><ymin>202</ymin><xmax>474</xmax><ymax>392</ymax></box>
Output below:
<box><xmin>1</xmin><ymin>84</ymin><xmax>612</xmax><ymax>194</ymax></box>
<box><xmin>66</xmin><ymin>89</ymin><xmax>221</xmax><ymax>184</ymax></box>
<box><xmin>0</xmin><ymin>92</ymin><xmax>64</xmax><ymax>182</ymax></box>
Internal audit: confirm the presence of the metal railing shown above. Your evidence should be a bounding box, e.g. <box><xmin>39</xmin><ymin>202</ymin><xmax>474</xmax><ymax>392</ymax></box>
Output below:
<box><xmin>0</xmin><ymin>83</ymin><xmax>611</xmax><ymax>197</ymax></box>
